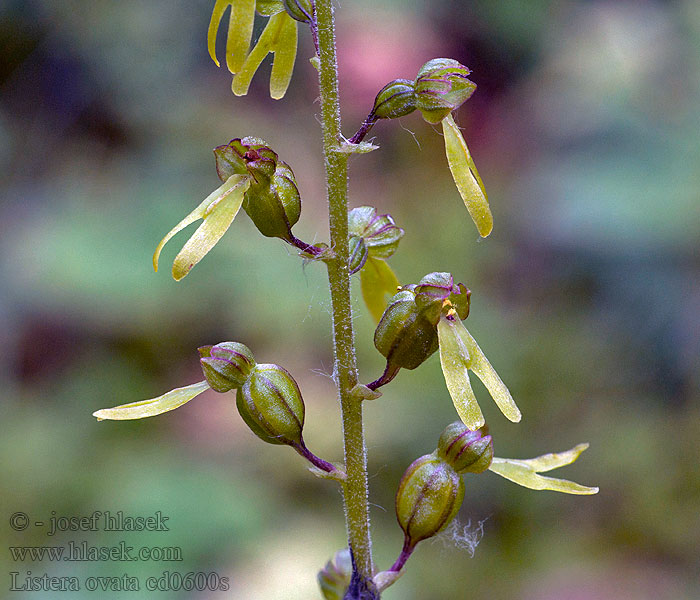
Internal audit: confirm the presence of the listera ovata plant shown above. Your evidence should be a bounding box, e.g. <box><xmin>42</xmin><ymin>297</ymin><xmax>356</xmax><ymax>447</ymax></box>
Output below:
<box><xmin>93</xmin><ymin>2</ymin><xmax>598</xmax><ymax>598</ymax></box>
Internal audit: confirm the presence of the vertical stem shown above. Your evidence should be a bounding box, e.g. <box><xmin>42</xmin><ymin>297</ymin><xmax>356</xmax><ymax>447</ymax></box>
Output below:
<box><xmin>315</xmin><ymin>0</ymin><xmax>375</xmax><ymax>595</ymax></box>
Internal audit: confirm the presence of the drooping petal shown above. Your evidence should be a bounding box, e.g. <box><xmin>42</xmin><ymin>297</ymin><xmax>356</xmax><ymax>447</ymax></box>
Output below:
<box><xmin>93</xmin><ymin>381</ymin><xmax>210</xmax><ymax>421</ymax></box>
<box><xmin>207</xmin><ymin>0</ymin><xmax>230</xmax><ymax>67</ymax></box>
<box><xmin>452</xmin><ymin>317</ymin><xmax>522</xmax><ymax>423</ymax></box>
<box><xmin>489</xmin><ymin>444</ymin><xmax>599</xmax><ymax>495</ymax></box>
<box><xmin>153</xmin><ymin>174</ymin><xmax>249</xmax><ymax>274</ymax></box>
<box><xmin>226</xmin><ymin>0</ymin><xmax>256</xmax><ymax>74</ymax></box>
<box><xmin>269</xmin><ymin>12</ymin><xmax>298</xmax><ymax>99</ymax></box>
<box><xmin>359</xmin><ymin>257</ymin><xmax>400</xmax><ymax>324</ymax></box>
<box><xmin>171</xmin><ymin>175</ymin><xmax>249</xmax><ymax>281</ymax></box>
<box><xmin>232</xmin><ymin>12</ymin><xmax>287</xmax><ymax>97</ymax></box>
<box><xmin>442</xmin><ymin>113</ymin><xmax>493</xmax><ymax>237</ymax></box>
<box><xmin>437</xmin><ymin>315</ymin><xmax>484</xmax><ymax>429</ymax></box>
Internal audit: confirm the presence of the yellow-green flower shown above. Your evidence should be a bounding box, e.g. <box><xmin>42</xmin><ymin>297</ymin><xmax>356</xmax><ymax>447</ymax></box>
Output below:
<box><xmin>153</xmin><ymin>174</ymin><xmax>250</xmax><ymax>281</ymax></box>
<box><xmin>208</xmin><ymin>1</ymin><xmax>299</xmax><ymax>99</ymax></box>
<box><xmin>437</xmin><ymin>308</ymin><xmax>521</xmax><ymax>430</ymax></box>
<box><xmin>489</xmin><ymin>443</ymin><xmax>599</xmax><ymax>495</ymax></box>
<box><xmin>348</xmin><ymin>206</ymin><xmax>404</xmax><ymax>323</ymax></box>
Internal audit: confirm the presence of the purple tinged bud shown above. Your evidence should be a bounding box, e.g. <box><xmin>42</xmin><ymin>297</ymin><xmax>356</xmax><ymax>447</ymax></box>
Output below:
<box><xmin>437</xmin><ymin>422</ymin><xmax>494</xmax><ymax>474</ymax></box>
<box><xmin>348</xmin><ymin>206</ymin><xmax>404</xmax><ymax>260</ymax></box>
<box><xmin>199</xmin><ymin>342</ymin><xmax>256</xmax><ymax>392</ymax></box>
<box><xmin>415</xmin><ymin>58</ymin><xmax>477</xmax><ymax>124</ymax></box>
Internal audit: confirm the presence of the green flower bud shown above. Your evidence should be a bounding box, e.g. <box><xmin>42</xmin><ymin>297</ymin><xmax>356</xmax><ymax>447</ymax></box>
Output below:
<box><xmin>371</xmin><ymin>79</ymin><xmax>416</xmax><ymax>120</ymax></box>
<box><xmin>374</xmin><ymin>286</ymin><xmax>439</xmax><ymax>370</ymax></box>
<box><xmin>437</xmin><ymin>422</ymin><xmax>493</xmax><ymax>474</ymax></box>
<box><xmin>396</xmin><ymin>454</ymin><xmax>464</xmax><ymax>547</ymax></box>
<box><xmin>415</xmin><ymin>58</ymin><xmax>477</xmax><ymax>124</ymax></box>
<box><xmin>237</xmin><ymin>363</ymin><xmax>304</xmax><ymax>445</ymax></box>
<box><xmin>317</xmin><ymin>548</ymin><xmax>352</xmax><ymax>600</ymax></box>
<box><xmin>348</xmin><ymin>235</ymin><xmax>369</xmax><ymax>275</ymax></box>
<box><xmin>283</xmin><ymin>0</ymin><xmax>313</xmax><ymax>23</ymax></box>
<box><xmin>214</xmin><ymin>138</ymin><xmax>301</xmax><ymax>242</ymax></box>
<box><xmin>199</xmin><ymin>342</ymin><xmax>256</xmax><ymax>392</ymax></box>
<box><xmin>414</xmin><ymin>272</ymin><xmax>470</xmax><ymax>325</ymax></box>
<box><xmin>348</xmin><ymin>206</ymin><xmax>404</xmax><ymax>260</ymax></box>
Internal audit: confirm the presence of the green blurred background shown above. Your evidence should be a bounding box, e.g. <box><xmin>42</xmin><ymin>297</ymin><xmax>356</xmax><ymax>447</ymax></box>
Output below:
<box><xmin>2</xmin><ymin>1</ymin><xmax>699</xmax><ymax>598</ymax></box>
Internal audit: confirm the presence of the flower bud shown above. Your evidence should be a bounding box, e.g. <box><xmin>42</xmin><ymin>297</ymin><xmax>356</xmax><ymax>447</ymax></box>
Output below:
<box><xmin>199</xmin><ymin>342</ymin><xmax>256</xmax><ymax>393</ymax></box>
<box><xmin>236</xmin><ymin>363</ymin><xmax>305</xmax><ymax>445</ymax></box>
<box><xmin>374</xmin><ymin>286</ymin><xmax>439</xmax><ymax>370</ymax></box>
<box><xmin>371</xmin><ymin>79</ymin><xmax>416</xmax><ymax>120</ymax></box>
<box><xmin>414</xmin><ymin>58</ymin><xmax>477</xmax><ymax>124</ymax></box>
<box><xmin>414</xmin><ymin>272</ymin><xmax>470</xmax><ymax>326</ymax></box>
<box><xmin>437</xmin><ymin>422</ymin><xmax>493</xmax><ymax>474</ymax></box>
<box><xmin>396</xmin><ymin>454</ymin><xmax>464</xmax><ymax>547</ymax></box>
<box><xmin>348</xmin><ymin>206</ymin><xmax>404</xmax><ymax>260</ymax></box>
<box><xmin>348</xmin><ymin>235</ymin><xmax>369</xmax><ymax>275</ymax></box>
<box><xmin>283</xmin><ymin>0</ymin><xmax>313</xmax><ymax>23</ymax></box>
<box><xmin>317</xmin><ymin>548</ymin><xmax>352</xmax><ymax>600</ymax></box>
<box><xmin>214</xmin><ymin>138</ymin><xmax>301</xmax><ymax>242</ymax></box>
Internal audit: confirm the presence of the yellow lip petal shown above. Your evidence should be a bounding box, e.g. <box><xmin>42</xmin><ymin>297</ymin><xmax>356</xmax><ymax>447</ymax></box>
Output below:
<box><xmin>232</xmin><ymin>12</ymin><xmax>286</xmax><ymax>97</ymax></box>
<box><xmin>359</xmin><ymin>257</ymin><xmax>400</xmax><ymax>324</ymax></box>
<box><xmin>153</xmin><ymin>174</ymin><xmax>248</xmax><ymax>273</ymax></box>
<box><xmin>93</xmin><ymin>381</ymin><xmax>210</xmax><ymax>421</ymax></box>
<box><xmin>442</xmin><ymin>113</ymin><xmax>493</xmax><ymax>237</ymax></box>
<box><xmin>269</xmin><ymin>13</ymin><xmax>298</xmax><ymax>99</ymax></box>
<box><xmin>207</xmin><ymin>0</ymin><xmax>230</xmax><ymax>67</ymax></box>
<box><xmin>226</xmin><ymin>0</ymin><xmax>256</xmax><ymax>74</ymax></box>
<box><xmin>452</xmin><ymin>319</ymin><xmax>522</xmax><ymax>423</ymax></box>
<box><xmin>171</xmin><ymin>175</ymin><xmax>248</xmax><ymax>281</ymax></box>
<box><xmin>437</xmin><ymin>315</ymin><xmax>485</xmax><ymax>430</ymax></box>
<box><xmin>489</xmin><ymin>445</ymin><xmax>599</xmax><ymax>495</ymax></box>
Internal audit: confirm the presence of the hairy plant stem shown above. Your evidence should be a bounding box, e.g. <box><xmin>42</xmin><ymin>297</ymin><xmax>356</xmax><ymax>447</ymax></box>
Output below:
<box><xmin>315</xmin><ymin>1</ymin><xmax>376</xmax><ymax>597</ymax></box>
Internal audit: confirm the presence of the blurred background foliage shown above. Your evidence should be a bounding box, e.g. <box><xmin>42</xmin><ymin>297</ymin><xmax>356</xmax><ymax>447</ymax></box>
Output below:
<box><xmin>1</xmin><ymin>0</ymin><xmax>699</xmax><ymax>598</ymax></box>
